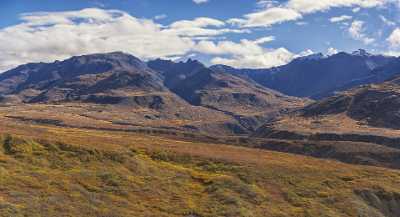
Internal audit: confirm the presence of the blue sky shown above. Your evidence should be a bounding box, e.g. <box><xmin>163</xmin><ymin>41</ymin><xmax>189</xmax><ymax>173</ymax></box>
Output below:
<box><xmin>0</xmin><ymin>0</ymin><xmax>400</xmax><ymax>71</ymax></box>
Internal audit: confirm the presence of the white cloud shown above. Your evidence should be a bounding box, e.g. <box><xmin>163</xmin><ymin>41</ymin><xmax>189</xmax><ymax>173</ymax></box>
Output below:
<box><xmin>387</xmin><ymin>28</ymin><xmax>400</xmax><ymax>47</ymax></box>
<box><xmin>210</xmin><ymin>48</ymin><xmax>295</xmax><ymax>68</ymax></box>
<box><xmin>195</xmin><ymin>39</ymin><xmax>267</xmax><ymax>55</ymax></box>
<box><xmin>165</xmin><ymin>17</ymin><xmax>252</xmax><ymax>37</ymax></box>
<box><xmin>327</xmin><ymin>47</ymin><xmax>339</xmax><ymax>55</ymax></box>
<box><xmin>256</xmin><ymin>0</ymin><xmax>280</xmax><ymax>8</ymax></box>
<box><xmin>193</xmin><ymin>0</ymin><xmax>209</xmax><ymax>4</ymax></box>
<box><xmin>383</xmin><ymin>50</ymin><xmax>400</xmax><ymax>56</ymax></box>
<box><xmin>154</xmin><ymin>14</ymin><xmax>167</xmax><ymax>20</ymax></box>
<box><xmin>379</xmin><ymin>15</ymin><xmax>395</xmax><ymax>26</ymax></box>
<box><xmin>348</xmin><ymin>20</ymin><xmax>375</xmax><ymax>44</ymax></box>
<box><xmin>230</xmin><ymin>0</ymin><xmax>389</xmax><ymax>28</ymax></box>
<box><xmin>330</xmin><ymin>15</ymin><xmax>352</xmax><ymax>23</ymax></box>
<box><xmin>254</xmin><ymin>36</ymin><xmax>276</xmax><ymax>44</ymax></box>
<box><xmin>296</xmin><ymin>21</ymin><xmax>308</xmax><ymax>25</ymax></box>
<box><xmin>0</xmin><ymin>8</ymin><xmax>202</xmax><ymax>71</ymax></box>
<box><xmin>194</xmin><ymin>37</ymin><xmax>307</xmax><ymax>68</ymax></box>
<box><xmin>0</xmin><ymin>8</ymin><xmax>292</xmax><ymax>71</ymax></box>
<box><xmin>228</xmin><ymin>7</ymin><xmax>302</xmax><ymax>27</ymax></box>
<box><xmin>352</xmin><ymin>7</ymin><xmax>361</xmax><ymax>12</ymax></box>
<box><xmin>287</xmin><ymin>0</ymin><xmax>386</xmax><ymax>14</ymax></box>
<box><xmin>165</xmin><ymin>27</ymin><xmax>250</xmax><ymax>37</ymax></box>
<box><xmin>170</xmin><ymin>17</ymin><xmax>224</xmax><ymax>29</ymax></box>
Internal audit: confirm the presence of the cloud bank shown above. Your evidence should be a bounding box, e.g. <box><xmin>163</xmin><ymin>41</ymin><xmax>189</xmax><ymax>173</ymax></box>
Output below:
<box><xmin>7</xmin><ymin>0</ymin><xmax>393</xmax><ymax>71</ymax></box>
<box><xmin>0</xmin><ymin>8</ymin><xmax>311</xmax><ymax>71</ymax></box>
<box><xmin>0</xmin><ymin>8</ymin><xmax>196</xmax><ymax>71</ymax></box>
<box><xmin>230</xmin><ymin>0</ymin><xmax>389</xmax><ymax>28</ymax></box>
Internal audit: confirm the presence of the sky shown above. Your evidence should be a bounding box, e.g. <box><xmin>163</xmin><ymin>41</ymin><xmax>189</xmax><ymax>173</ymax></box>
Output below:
<box><xmin>1</xmin><ymin>0</ymin><xmax>400</xmax><ymax>71</ymax></box>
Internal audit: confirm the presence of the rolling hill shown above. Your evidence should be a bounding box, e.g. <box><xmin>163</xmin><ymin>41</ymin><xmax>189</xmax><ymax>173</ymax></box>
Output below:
<box><xmin>1</xmin><ymin>114</ymin><xmax>400</xmax><ymax>217</ymax></box>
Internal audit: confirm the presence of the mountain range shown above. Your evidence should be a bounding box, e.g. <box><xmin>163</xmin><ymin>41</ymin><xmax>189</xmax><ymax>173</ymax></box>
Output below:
<box><xmin>3</xmin><ymin>50</ymin><xmax>400</xmax><ymax>217</ymax></box>
<box><xmin>211</xmin><ymin>49</ymin><xmax>399</xmax><ymax>99</ymax></box>
<box><xmin>1</xmin><ymin>50</ymin><xmax>400</xmax><ymax>153</ymax></box>
<box><xmin>1</xmin><ymin>50</ymin><xmax>400</xmax><ymax>137</ymax></box>
<box><xmin>0</xmin><ymin>52</ymin><xmax>307</xmax><ymax>135</ymax></box>
<box><xmin>2</xmin><ymin>49</ymin><xmax>398</xmax><ymax>106</ymax></box>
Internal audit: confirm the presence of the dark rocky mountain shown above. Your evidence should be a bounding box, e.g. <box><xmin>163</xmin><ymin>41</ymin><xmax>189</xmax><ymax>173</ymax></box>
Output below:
<box><xmin>211</xmin><ymin>49</ymin><xmax>396</xmax><ymax>99</ymax></box>
<box><xmin>148</xmin><ymin>58</ymin><xmax>307</xmax><ymax>130</ymax></box>
<box><xmin>0</xmin><ymin>52</ymin><xmax>166</xmax><ymax>104</ymax></box>
<box><xmin>147</xmin><ymin>58</ymin><xmax>205</xmax><ymax>90</ymax></box>
<box><xmin>362</xmin><ymin>56</ymin><xmax>400</xmax><ymax>83</ymax></box>
<box><xmin>149</xmin><ymin>58</ymin><xmax>304</xmax><ymax>107</ymax></box>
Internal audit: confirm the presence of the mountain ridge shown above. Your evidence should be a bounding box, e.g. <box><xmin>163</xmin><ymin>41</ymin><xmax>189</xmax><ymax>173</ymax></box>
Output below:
<box><xmin>211</xmin><ymin>49</ymin><xmax>397</xmax><ymax>99</ymax></box>
<box><xmin>0</xmin><ymin>52</ymin><xmax>307</xmax><ymax>136</ymax></box>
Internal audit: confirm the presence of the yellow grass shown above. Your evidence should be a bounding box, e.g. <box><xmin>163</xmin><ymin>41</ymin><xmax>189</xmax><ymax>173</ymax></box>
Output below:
<box><xmin>1</xmin><ymin>115</ymin><xmax>400</xmax><ymax>216</ymax></box>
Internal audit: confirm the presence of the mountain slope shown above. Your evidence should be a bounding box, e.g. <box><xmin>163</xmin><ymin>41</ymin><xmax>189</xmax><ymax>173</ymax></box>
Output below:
<box><xmin>0</xmin><ymin>52</ymin><xmax>166</xmax><ymax>104</ymax></box>
<box><xmin>0</xmin><ymin>53</ymin><xmax>241</xmax><ymax>135</ymax></box>
<box><xmin>302</xmin><ymin>75</ymin><xmax>400</xmax><ymax>130</ymax></box>
<box><xmin>149</xmin><ymin>59</ymin><xmax>308</xmax><ymax>130</ymax></box>
<box><xmin>147</xmin><ymin>58</ymin><xmax>205</xmax><ymax>90</ymax></box>
<box><xmin>212</xmin><ymin>50</ymin><xmax>395</xmax><ymax>99</ymax></box>
<box><xmin>0</xmin><ymin>53</ymin><xmax>307</xmax><ymax>135</ymax></box>
<box><xmin>251</xmin><ymin>74</ymin><xmax>400</xmax><ymax>168</ymax></box>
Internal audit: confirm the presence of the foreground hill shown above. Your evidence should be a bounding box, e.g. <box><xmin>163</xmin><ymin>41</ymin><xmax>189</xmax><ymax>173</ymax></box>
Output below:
<box><xmin>1</xmin><ymin>115</ymin><xmax>400</xmax><ymax>217</ymax></box>
<box><xmin>212</xmin><ymin>50</ymin><xmax>396</xmax><ymax>99</ymax></box>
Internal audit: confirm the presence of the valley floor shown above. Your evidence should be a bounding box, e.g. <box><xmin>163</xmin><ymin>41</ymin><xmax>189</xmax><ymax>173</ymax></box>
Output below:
<box><xmin>1</xmin><ymin>107</ymin><xmax>400</xmax><ymax>217</ymax></box>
